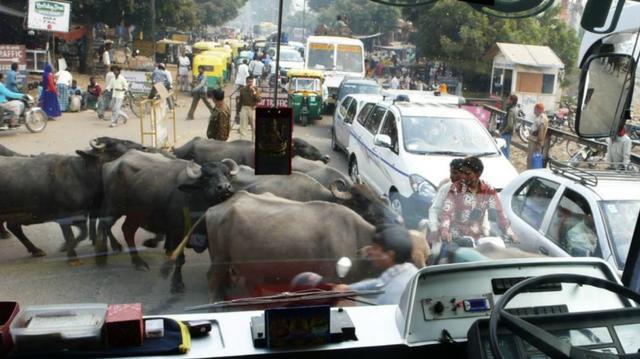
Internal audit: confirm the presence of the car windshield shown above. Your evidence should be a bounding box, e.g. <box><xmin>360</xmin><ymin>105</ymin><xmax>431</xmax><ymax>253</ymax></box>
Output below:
<box><xmin>291</xmin><ymin>78</ymin><xmax>320</xmax><ymax>91</ymax></box>
<box><xmin>336</xmin><ymin>45</ymin><xmax>364</xmax><ymax>73</ymax></box>
<box><xmin>600</xmin><ymin>200</ymin><xmax>640</xmax><ymax>268</ymax></box>
<box><xmin>279</xmin><ymin>50</ymin><xmax>303</xmax><ymax>62</ymax></box>
<box><xmin>341</xmin><ymin>83</ymin><xmax>381</xmax><ymax>98</ymax></box>
<box><xmin>401</xmin><ymin>116</ymin><xmax>499</xmax><ymax>155</ymax></box>
<box><xmin>308</xmin><ymin>43</ymin><xmax>334</xmax><ymax>70</ymax></box>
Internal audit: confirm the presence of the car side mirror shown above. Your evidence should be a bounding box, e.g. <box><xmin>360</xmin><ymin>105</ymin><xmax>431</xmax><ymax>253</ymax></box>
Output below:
<box><xmin>495</xmin><ymin>137</ymin><xmax>507</xmax><ymax>150</ymax></box>
<box><xmin>575</xmin><ymin>54</ymin><xmax>635</xmax><ymax>138</ymax></box>
<box><xmin>374</xmin><ymin>134</ymin><xmax>392</xmax><ymax>149</ymax></box>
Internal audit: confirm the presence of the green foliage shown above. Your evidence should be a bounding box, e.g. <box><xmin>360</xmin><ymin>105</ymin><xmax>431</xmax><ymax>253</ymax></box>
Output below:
<box><xmin>316</xmin><ymin>0</ymin><xmax>400</xmax><ymax>36</ymax></box>
<box><xmin>405</xmin><ymin>0</ymin><xmax>579</xmax><ymax>87</ymax></box>
<box><xmin>196</xmin><ymin>0</ymin><xmax>250</xmax><ymax>27</ymax></box>
<box><xmin>308</xmin><ymin>0</ymin><xmax>333</xmax><ymax>12</ymax></box>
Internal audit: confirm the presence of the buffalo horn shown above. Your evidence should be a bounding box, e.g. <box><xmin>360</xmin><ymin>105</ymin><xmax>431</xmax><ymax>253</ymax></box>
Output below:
<box><xmin>356</xmin><ymin>175</ymin><xmax>364</xmax><ymax>184</ymax></box>
<box><xmin>90</xmin><ymin>139</ymin><xmax>106</xmax><ymax>150</ymax></box>
<box><xmin>330</xmin><ymin>181</ymin><xmax>352</xmax><ymax>200</ymax></box>
<box><xmin>221</xmin><ymin>158</ymin><xmax>239</xmax><ymax>176</ymax></box>
<box><xmin>186</xmin><ymin>162</ymin><xmax>202</xmax><ymax>179</ymax></box>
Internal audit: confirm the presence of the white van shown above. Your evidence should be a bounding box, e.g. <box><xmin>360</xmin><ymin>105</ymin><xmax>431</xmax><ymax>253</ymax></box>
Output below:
<box><xmin>305</xmin><ymin>36</ymin><xmax>365</xmax><ymax>108</ymax></box>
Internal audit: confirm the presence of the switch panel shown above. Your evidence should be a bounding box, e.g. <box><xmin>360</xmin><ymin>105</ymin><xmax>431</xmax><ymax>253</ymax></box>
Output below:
<box><xmin>422</xmin><ymin>294</ymin><xmax>494</xmax><ymax>321</ymax></box>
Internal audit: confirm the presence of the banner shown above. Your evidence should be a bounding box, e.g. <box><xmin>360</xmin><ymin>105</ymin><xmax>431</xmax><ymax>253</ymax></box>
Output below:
<box><xmin>0</xmin><ymin>45</ymin><xmax>28</xmax><ymax>91</ymax></box>
<box><xmin>27</xmin><ymin>0</ymin><xmax>71</xmax><ymax>33</ymax></box>
<box><xmin>121</xmin><ymin>70</ymin><xmax>152</xmax><ymax>94</ymax></box>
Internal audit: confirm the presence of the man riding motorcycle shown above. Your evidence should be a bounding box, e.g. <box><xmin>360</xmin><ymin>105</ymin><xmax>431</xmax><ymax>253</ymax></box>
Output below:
<box><xmin>0</xmin><ymin>73</ymin><xmax>27</xmax><ymax>128</ymax></box>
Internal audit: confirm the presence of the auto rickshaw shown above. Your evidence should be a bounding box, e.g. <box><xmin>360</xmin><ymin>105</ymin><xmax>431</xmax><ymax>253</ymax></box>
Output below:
<box><xmin>156</xmin><ymin>39</ymin><xmax>186</xmax><ymax>64</ymax></box>
<box><xmin>192</xmin><ymin>53</ymin><xmax>225</xmax><ymax>89</ymax></box>
<box><xmin>192</xmin><ymin>41</ymin><xmax>219</xmax><ymax>56</ymax></box>
<box><xmin>286</xmin><ymin>69</ymin><xmax>325</xmax><ymax>126</ymax></box>
<box><xmin>202</xmin><ymin>48</ymin><xmax>233</xmax><ymax>81</ymax></box>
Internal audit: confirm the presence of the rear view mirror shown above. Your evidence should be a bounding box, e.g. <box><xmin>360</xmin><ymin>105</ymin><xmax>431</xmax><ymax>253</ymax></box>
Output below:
<box><xmin>374</xmin><ymin>134</ymin><xmax>392</xmax><ymax>149</ymax></box>
<box><xmin>576</xmin><ymin>54</ymin><xmax>635</xmax><ymax>138</ymax></box>
<box><xmin>581</xmin><ymin>0</ymin><xmax>625</xmax><ymax>34</ymax></box>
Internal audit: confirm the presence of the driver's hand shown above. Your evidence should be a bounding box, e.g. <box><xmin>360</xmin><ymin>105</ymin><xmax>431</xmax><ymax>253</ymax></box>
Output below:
<box><xmin>440</xmin><ymin>230</ymin><xmax>452</xmax><ymax>243</ymax></box>
<box><xmin>333</xmin><ymin>284</ymin><xmax>349</xmax><ymax>292</ymax></box>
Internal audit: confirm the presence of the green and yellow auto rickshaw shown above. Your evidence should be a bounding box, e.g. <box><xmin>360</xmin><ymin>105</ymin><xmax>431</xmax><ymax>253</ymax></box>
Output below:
<box><xmin>192</xmin><ymin>41</ymin><xmax>219</xmax><ymax>56</ymax></box>
<box><xmin>201</xmin><ymin>48</ymin><xmax>233</xmax><ymax>81</ymax></box>
<box><xmin>286</xmin><ymin>69</ymin><xmax>325</xmax><ymax>126</ymax></box>
<box><xmin>192</xmin><ymin>53</ymin><xmax>225</xmax><ymax>89</ymax></box>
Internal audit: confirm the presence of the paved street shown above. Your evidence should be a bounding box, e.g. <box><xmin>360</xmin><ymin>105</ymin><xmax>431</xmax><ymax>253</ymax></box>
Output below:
<box><xmin>0</xmin><ymin>85</ymin><xmax>348</xmax><ymax>314</ymax></box>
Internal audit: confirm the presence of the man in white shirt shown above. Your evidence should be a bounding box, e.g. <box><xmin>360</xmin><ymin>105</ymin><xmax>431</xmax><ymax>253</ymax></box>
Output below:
<box><xmin>178</xmin><ymin>53</ymin><xmax>191</xmax><ymax>92</ymax></box>
<box><xmin>105</xmin><ymin>66</ymin><xmax>129</xmax><ymax>127</ymax></box>
<box><xmin>248</xmin><ymin>57</ymin><xmax>264</xmax><ymax>86</ymax></box>
<box><xmin>235</xmin><ymin>59</ymin><xmax>249</xmax><ymax>92</ymax></box>
<box><xmin>55</xmin><ymin>67</ymin><xmax>73</xmax><ymax>112</ymax></box>
<box><xmin>102</xmin><ymin>43</ymin><xmax>112</xmax><ymax>69</ymax></box>
<box><xmin>390</xmin><ymin>74</ymin><xmax>400</xmax><ymax>89</ymax></box>
<box><xmin>606</xmin><ymin>127</ymin><xmax>632</xmax><ymax>170</ymax></box>
<box><xmin>428</xmin><ymin>159</ymin><xmax>465</xmax><ymax>243</ymax></box>
<box><xmin>98</xmin><ymin>66</ymin><xmax>115</xmax><ymax>119</ymax></box>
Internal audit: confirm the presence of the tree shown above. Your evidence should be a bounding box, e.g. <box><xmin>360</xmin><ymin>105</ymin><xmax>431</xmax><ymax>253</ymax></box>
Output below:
<box><xmin>405</xmin><ymin>0</ymin><xmax>579</xmax><ymax>89</ymax></box>
<box><xmin>195</xmin><ymin>0</ymin><xmax>249</xmax><ymax>28</ymax></box>
<box><xmin>308</xmin><ymin>0</ymin><xmax>333</xmax><ymax>12</ymax></box>
<box><xmin>316</xmin><ymin>0</ymin><xmax>400</xmax><ymax>36</ymax></box>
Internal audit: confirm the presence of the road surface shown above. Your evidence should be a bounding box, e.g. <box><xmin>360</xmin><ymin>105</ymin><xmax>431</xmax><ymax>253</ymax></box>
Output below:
<box><xmin>0</xmin><ymin>87</ymin><xmax>348</xmax><ymax>314</ymax></box>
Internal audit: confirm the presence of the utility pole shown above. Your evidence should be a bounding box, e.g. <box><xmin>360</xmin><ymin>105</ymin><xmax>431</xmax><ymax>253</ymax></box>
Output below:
<box><xmin>302</xmin><ymin>0</ymin><xmax>306</xmax><ymax>40</ymax></box>
<box><xmin>151</xmin><ymin>0</ymin><xmax>156</xmax><ymax>58</ymax></box>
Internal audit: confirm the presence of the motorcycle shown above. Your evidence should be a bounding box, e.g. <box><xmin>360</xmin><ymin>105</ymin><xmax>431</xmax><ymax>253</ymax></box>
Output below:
<box><xmin>566</xmin><ymin>139</ymin><xmax>606</xmax><ymax>168</ymax></box>
<box><xmin>552</xmin><ymin>101</ymin><xmax>576</xmax><ymax>134</ymax></box>
<box><xmin>0</xmin><ymin>94</ymin><xmax>48</xmax><ymax>133</ymax></box>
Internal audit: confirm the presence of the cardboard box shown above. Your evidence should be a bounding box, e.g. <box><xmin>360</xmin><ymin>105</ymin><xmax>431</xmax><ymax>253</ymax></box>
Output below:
<box><xmin>105</xmin><ymin>304</ymin><xmax>143</xmax><ymax>347</ymax></box>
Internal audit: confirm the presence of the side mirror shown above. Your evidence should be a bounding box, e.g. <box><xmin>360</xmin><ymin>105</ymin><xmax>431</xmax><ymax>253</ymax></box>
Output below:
<box><xmin>495</xmin><ymin>137</ymin><xmax>507</xmax><ymax>150</ymax></box>
<box><xmin>576</xmin><ymin>54</ymin><xmax>635</xmax><ymax>138</ymax></box>
<box><xmin>336</xmin><ymin>257</ymin><xmax>352</xmax><ymax>279</ymax></box>
<box><xmin>581</xmin><ymin>0</ymin><xmax>625</xmax><ymax>34</ymax></box>
<box><xmin>374</xmin><ymin>134</ymin><xmax>392</xmax><ymax>149</ymax></box>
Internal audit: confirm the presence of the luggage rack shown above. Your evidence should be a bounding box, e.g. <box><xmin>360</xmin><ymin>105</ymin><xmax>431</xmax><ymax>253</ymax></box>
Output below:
<box><xmin>548</xmin><ymin>159</ymin><xmax>640</xmax><ymax>186</ymax></box>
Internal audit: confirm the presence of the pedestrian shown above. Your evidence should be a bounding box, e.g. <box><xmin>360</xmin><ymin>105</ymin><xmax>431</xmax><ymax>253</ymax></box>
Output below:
<box><xmin>606</xmin><ymin>127</ymin><xmax>632</xmax><ymax>170</ymax></box>
<box><xmin>5</xmin><ymin>63</ymin><xmax>20</xmax><ymax>93</ymax></box>
<box><xmin>390</xmin><ymin>74</ymin><xmax>400</xmax><ymax>89</ymax></box>
<box><xmin>84</xmin><ymin>76</ymin><xmax>102</xmax><ymax>110</ymax></box>
<box><xmin>186</xmin><ymin>65</ymin><xmax>210</xmax><ymax>120</ymax></box>
<box><xmin>235</xmin><ymin>59</ymin><xmax>249</xmax><ymax>93</ymax></box>
<box><xmin>237</xmin><ymin>76</ymin><xmax>261</xmax><ymax>141</ymax></box>
<box><xmin>527</xmin><ymin>103</ymin><xmax>549</xmax><ymax>169</ymax></box>
<box><xmin>148</xmin><ymin>63</ymin><xmax>170</xmax><ymax>100</ymax></box>
<box><xmin>67</xmin><ymin>79</ymin><xmax>83</xmax><ymax>112</ymax></box>
<box><xmin>98</xmin><ymin>66</ymin><xmax>115</xmax><ymax>119</ymax></box>
<box><xmin>500</xmin><ymin>94</ymin><xmax>518</xmax><ymax>159</ymax></box>
<box><xmin>55</xmin><ymin>66</ymin><xmax>73</xmax><ymax>112</ymax></box>
<box><xmin>39</xmin><ymin>64</ymin><xmax>61</xmax><ymax>120</ymax></box>
<box><xmin>106</xmin><ymin>66</ymin><xmax>129</xmax><ymax>127</ymax></box>
<box><xmin>205</xmin><ymin>88</ymin><xmax>231</xmax><ymax>141</ymax></box>
<box><xmin>178</xmin><ymin>52</ymin><xmax>191</xmax><ymax>92</ymax></box>
<box><xmin>102</xmin><ymin>42</ymin><xmax>112</xmax><ymax>71</ymax></box>
<box><xmin>438</xmin><ymin>82</ymin><xmax>448</xmax><ymax>94</ymax></box>
<box><xmin>249</xmin><ymin>56</ymin><xmax>264</xmax><ymax>86</ymax></box>
<box><xmin>124</xmin><ymin>44</ymin><xmax>132</xmax><ymax>65</ymax></box>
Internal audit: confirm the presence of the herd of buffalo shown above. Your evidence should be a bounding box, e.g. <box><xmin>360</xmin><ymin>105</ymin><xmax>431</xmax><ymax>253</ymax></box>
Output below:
<box><xmin>0</xmin><ymin>137</ymin><xmax>533</xmax><ymax>300</ymax></box>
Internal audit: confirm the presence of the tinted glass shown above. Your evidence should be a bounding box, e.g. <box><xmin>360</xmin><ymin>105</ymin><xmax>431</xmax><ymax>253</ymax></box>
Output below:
<box><xmin>512</xmin><ymin>177</ymin><xmax>560</xmax><ymax>229</ymax></box>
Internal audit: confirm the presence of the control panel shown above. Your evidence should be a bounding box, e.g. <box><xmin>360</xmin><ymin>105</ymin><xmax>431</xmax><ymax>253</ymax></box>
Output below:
<box><xmin>422</xmin><ymin>294</ymin><xmax>493</xmax><ymax>321</ymax></box>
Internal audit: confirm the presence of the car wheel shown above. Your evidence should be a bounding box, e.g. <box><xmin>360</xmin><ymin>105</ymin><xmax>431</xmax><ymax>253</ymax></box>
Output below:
<box><xmin>349</xmin><ymin>157</ymin><xmax>359</xmax><ymax>183</ymax></box>
<box><xmin>390</xmin><ymin>191</ymin><xmax>403</xmax><ymax>217</ymax></box>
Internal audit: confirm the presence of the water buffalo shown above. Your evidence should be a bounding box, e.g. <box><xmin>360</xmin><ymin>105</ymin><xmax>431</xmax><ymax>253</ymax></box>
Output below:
<box><xmin>170</xmin><ymin>191</ymin><xmax>419</xmax><ymax>301</ymax></box>
<box><xmin>173</xmin><ymin>137</ymin><xmax>330</xmax><ymax>168</ymax></box>
<box><xmin>0</xmin><ymin>138</ymin><xmax>155</xmax><ymax>262</ymax></box>
<box><xmin>98</xmin><ymin>150</ymin><xmax>239</xmax><ymax>293</ymax></box>
<box><xmin>291</xmin><ymin>157</ymin><xmax>352</xmax><ymax>189</ymax></box>
<box><xmin>0</xmin><ymin>144</ymin><xmax>25</xmax><ymax>157</ymax></box>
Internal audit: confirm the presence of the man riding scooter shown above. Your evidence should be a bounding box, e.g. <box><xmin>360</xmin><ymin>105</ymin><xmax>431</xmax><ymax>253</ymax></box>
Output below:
<box><xmin>0</xmin><ymin>73</ymin><xmax>28</xmax><ymax>130</ymax></box>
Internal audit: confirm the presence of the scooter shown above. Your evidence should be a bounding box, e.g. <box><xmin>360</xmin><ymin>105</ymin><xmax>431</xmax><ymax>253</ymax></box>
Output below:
<box><xmin>0</xmin><ymin>94</ymin><xmax>48</xmax><ymax>133</ymax></box>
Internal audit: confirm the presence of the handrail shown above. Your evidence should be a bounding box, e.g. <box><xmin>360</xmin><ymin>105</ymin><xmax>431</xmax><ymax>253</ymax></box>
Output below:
<box><xmin>139</xmin><ymin>92</ymin><xmax>177</xmax><ymax>148</ymax></box>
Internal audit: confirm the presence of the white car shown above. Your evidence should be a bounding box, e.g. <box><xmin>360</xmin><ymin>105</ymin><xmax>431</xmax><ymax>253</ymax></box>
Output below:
<box><xmin>269</xmin><ymin>47</ymin><xmax>304</xmax><ymax>75</ymax></box>
<box><xmin>500</xmin><ymin>163</ymin><xmax>640</xmax><ymax>272</ymax></box>
<box><xmin>347</xmin><ymin>93</ymin><xmax>518</xmax><ymax>227</ymax></box>
<box><xmin>332</xmin><ymin>93</ymin><xmax>383</xmax><ymax>154</ymax></box>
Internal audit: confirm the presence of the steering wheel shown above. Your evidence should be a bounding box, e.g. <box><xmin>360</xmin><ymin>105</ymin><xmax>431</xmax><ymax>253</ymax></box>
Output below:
<box><xmin>489</xmin><ymin>274</ymin><xmax>640</xmax><ymax>359</ymax></box>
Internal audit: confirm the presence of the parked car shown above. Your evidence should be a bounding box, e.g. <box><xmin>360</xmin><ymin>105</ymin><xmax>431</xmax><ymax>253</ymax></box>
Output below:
<box><xmin>347</xmin><ymin>93</ymin><xmax>517</xmax><ymax>228</ymax></box>
<box><xmin>499</xmin><ymin>162</ymin><xmax>640</xmax><ymax>272</ymax></box>
<box><xmin>336</xmin><ymin>78</ymin><xmax>382</xmax><ymax>104</ymax></box>
<box><xmin>332</xmin><ymin>93</ymin><xmax>383</xmax><ymax>154</ymax></box>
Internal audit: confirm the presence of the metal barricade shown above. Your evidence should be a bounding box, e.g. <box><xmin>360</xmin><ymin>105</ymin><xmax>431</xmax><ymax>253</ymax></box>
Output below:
<box><xmin>139</xmin><ymin>92</ymin><xmax>177</xmax><ymax>148</ymax></box>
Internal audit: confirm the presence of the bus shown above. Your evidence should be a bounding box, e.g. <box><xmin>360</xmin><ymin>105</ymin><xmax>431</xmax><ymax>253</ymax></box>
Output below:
<box><xmin>304</xmin><ymin>36</ymin><xmax>365</xmax><ymax>109</ymax></box>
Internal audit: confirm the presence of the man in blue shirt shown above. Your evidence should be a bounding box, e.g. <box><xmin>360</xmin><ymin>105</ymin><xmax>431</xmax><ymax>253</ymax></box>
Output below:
<box><xmin>6</xmin><ymin>63</ymin><xmax>20</xmax><ymax>93</ymax></box>
<box><xmin>0</xmin><ymin>72</ymin><xmax>27</xmax><ymax>128</ymax></box>
<box><xmin>335</xmin><ymin>226</ymin><xmax>418</xmax><ymax>305</ymax></box>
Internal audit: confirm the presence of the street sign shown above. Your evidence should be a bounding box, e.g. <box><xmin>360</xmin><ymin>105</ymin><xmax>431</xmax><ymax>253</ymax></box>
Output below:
<box><xmin>121</xmin><ymin>70</ymin><xmax>153</xmax><ymax>94</ymax></box>
<box><xmin>257</xmin><ymin>85</ymin><xmax>288</xmax><ymax>107</ymax></box>
<box><xmin>27</xmin><ymin>0</ymin><xmax>71</xmax><ymax>33</ymax></box>
<box><xmin>0</xmin><ymin>45</ymin><xmax>28</xmax><ymax>91</ymax></box>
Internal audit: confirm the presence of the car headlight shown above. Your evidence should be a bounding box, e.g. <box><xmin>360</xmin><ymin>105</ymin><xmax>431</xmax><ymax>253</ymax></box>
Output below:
<box><xmin>409</xmin><ymin>174</ymin><xmax>436</xmax><ymax>197</ymax></box>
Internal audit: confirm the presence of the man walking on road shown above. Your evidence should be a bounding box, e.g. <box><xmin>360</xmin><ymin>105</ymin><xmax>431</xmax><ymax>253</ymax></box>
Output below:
<box><xmin>237</xmin><ymin>77</ymin><xmax>261</xmax><ymax>141</ymax></box>
<box><xmin>500</xmin><ymin>94</ymin><xmax>518</xmax><ymax>159</ymax></box>
<box><xmin>527</xmin><ymin>103</ymin><xmax>549</xmax><ymax>169</ymax></box>
<box><xmin>178</xmin><ymin>52</ymin><xmax>191</xmax><ymax>92</ymax></box>
<box><xmin>186</xmin><ymin>66</ymin><xmax>210</xmax><ymax>120</ymax></box>
<box><xmin>106</xmin><ymin>66</ymin><xmax>129</xmax><ymax>127</ymax></box>
<box><xmin>235</xmin><ymin>59</ymin><xmax>249</xmax><ymax>92</ymax></box>
<box><xmin>606</xmin><ymin>127</ymin><xmax>632</xmax><ymax>170</ymax></box>
<box><xmin>205</xmin><ymin>88</ymin><xmax>231</xmax><ymax>141</ymax></box>
<box><xmin>249</xmin><ymin>56</ymin><xmax>264</xmax><ymax>86</ymax></box>
<box><xmin>98</xmin><ymin>66</ymin><xmax>115</xmax><ymax>119</ymax></box>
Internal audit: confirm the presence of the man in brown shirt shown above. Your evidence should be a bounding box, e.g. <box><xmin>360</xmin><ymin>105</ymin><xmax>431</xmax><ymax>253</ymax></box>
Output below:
<box><xmin>527</xmin><ymin>102</ymin><xmax>549</xmax><ymax>169</ymax></box>
<box><xmin>206</xmin><ymin>89</ymin><xmax>231</xmax><ymax>141</ymax></box>
<box><xmin>237</xmin><ymin>76</ymin><xmax>261</xmax><ymax>141</ymax></box>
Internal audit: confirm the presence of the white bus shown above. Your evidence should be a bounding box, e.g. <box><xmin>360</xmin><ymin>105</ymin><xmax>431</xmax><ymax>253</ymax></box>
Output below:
<box><xmin>304</xmin><ymin>36</ymin><xmax>365</xmax><ymax>108</ymax></box>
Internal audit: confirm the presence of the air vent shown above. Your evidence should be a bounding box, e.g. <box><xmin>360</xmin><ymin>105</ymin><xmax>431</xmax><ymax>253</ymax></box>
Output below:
<box><xmin>491</xmin><ymin>277</ymin><xmax>562</xmax><ymax>295</ymax></box>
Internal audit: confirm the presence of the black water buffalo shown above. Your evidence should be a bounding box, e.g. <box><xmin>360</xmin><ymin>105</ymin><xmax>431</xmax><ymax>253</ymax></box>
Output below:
<box><xmin>0</xmin><ymin>137</ymin><xmax>156</xmax><ymax>262</ymax></box>
<box><xmin>98</xmin><ymin>150</ymin><xmax>239</xmax><ymax>293</ymax></box>
<box><xmin>291</xmin><ymin>157</ymin><xmax>352</xmax><ymax>189</ymax></box>
<box><xmin>171</xmin><ymin>191</ymin><xmax>417</xmax><ymax>300</ymax></box>
<box><xmin>0</xmin><ymin>144</ymin><xmax>25</xmax><ymax>157</ymax></box>
<box><xmin>173</xmin><ymin>137</ymin><xmax>330</xmax><ymax>167</ymax></box>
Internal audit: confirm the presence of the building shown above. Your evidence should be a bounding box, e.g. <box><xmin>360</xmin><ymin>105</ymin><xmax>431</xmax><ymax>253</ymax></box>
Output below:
<box><xmin>488</xmin><ymin>42</ymin><xmax>565</xmax><ymax>115</ymax></box>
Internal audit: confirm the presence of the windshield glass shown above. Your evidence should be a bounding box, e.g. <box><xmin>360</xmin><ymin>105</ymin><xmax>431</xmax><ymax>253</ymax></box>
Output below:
<box><xmin>336</xmin><ymin>45</ymin><xmax>364</xmax><ymax>73</ymax></box>
<box><xmin>292</xmin><ymin>78</ymin><xmax>320</xmax><ymax>91</ymax></box>
<box><xmin>341</xmin><ymin>83</ymin><xmax>381</xmax><ymax>97</ymax></box>
<box><xmin>279</xmin><ymin>50</ymin><xmax>303</xmax><ymax>62</ymax></box>
<box><xmin>307</xmin><ymin>43</ymin><xmax>334</xmax><ymax>70</ymax></box>
<box><xmin>600</xmin><ymin>201</ymin><xmax>640</xmax><ymax>268</ymax></box>
<box><xmin>401</xmin><ymin>116</ymin><xmax>499</xmax><ymax>155</ymax></box>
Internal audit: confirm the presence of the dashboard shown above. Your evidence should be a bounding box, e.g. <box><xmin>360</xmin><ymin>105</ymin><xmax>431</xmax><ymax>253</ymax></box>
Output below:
<box><xmin>121</xmin><ymin>258</ymin><xmax>628</xmax><ymax>358</ymax></box>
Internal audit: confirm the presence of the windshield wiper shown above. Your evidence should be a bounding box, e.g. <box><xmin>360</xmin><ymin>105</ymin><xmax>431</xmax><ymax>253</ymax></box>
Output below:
<box><xmin>425</xmin><ymin>151</ymin><xmax>468</xmax><ymax>156</ymax></box>
<box><xmin>185</xmin><ymin>289</ymin><xmax>384</xmax><ymax>311</ymax></box>
<box><xmin>473</xmin><ymin>152</ymin><xmax>499</xmax><ymax>158</ymax></box>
